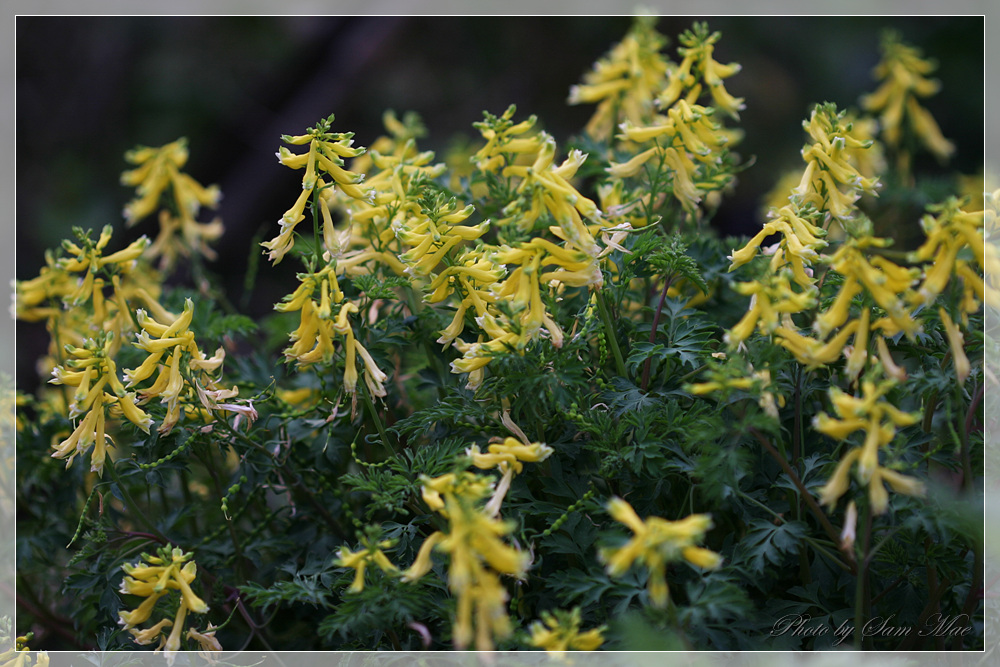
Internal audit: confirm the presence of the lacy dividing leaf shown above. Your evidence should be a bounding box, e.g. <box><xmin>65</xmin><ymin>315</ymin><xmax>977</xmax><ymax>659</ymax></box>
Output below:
<box><xmin>547</xmin><ymin>567</ymin><xmax>625</xmax><ymax>610</ymax></box>
<box><xmin>648</xmin><ymin>233</ymin><xmax>710</xmax><ymax>296</ymax></box>
<box><xmin>317</xmin><ymin>578</ymin><xmax>437</xmax><ymax>647</ymax></box>
<box><xmin>240</xmin><ymin>574</ymin><xmax>333</xmax><ymax>613</ymax></box>
<box><xmin>628</xmin><ymin>302</ymin><xmax>717</xmax><ymax>376</ymax></box>
<box><xmin>605</xmin><ymin>377</ymin><xmax>662</xmax><ymax>417</ymax></box>
<box><xmin>735</xmin><ymin>519</ymin><xmax>809</xmax><ymax>575</ymax></box>
<box><xmin>771</xmin><ymin>453</ymin><xmax>828</xmax><ymax>496</ymax></box>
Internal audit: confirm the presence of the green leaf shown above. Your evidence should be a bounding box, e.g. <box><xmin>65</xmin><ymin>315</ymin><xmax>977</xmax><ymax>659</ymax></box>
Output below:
<box><xmin>735</xmin><ymin>519</ymin><xmax>809</xmax><ymax>574</ymax></box>
<box><xmin>648</xmin><ymin>233</ymin><xmax>710</xmax><ymax>295</ymax></box>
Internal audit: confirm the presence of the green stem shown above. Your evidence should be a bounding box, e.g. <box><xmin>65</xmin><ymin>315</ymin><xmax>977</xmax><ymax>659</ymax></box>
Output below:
<box><xmin>749</xmin><ymin>428</ymin><xmax>852</xmax><ymax>572</ymax></box>
<box><xmin>216</xmin><ymin>416</ymin><xmax>350</xmax><ymax>539</ymax></box>
<box><xmin>67</xmin><ymin>483</ymin><xmax>105</xmax><ymax>548</ymax></box>
<box><xmin>739</xmin><ymin>489</ymin><xmax>850</xmax><ymax>574</ymax></box>
<box><xmin>104</xmin><ymin>454</ymin><xmax>168</xmax><ymax>544</ymax></box>
<box><xmin>595</xmin><ymin>289</ymin><xmax>627</xmax><ymax>378</ymax></box>
<box><xmin>958</xmin><ymin>383</ymin><xmax>980</xmax><ymax>492</ymax></box>
<box><xmin>854</xmin><ymin>501</ymin><xmax>872</xmax><ymax>650</ymax></box>
<box><xmin>201</xmin><ymin>448</ymin><xmax>248</xmax><ymax>583</ymax></box>
<box><xmin>641</xmin><ymin>274</ymin><xmax>674</xmax><ymax>391</ymax></box>
<box><xmin>360</xmin><ymin>380</ymin><xmax>397</xmax><ymax>459</ymax></box>
<box><xmin>311</xmin><ymin>188</ymin><xmax>323</xmax><ymax>269</ymax></box>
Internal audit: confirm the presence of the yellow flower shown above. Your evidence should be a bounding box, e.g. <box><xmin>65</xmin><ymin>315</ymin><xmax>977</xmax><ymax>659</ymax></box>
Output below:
<box><xmin>495</xmin><ymin>130</ymin><xmax>602</xmax><ymax>249</ymax></box>
<box><xmin>815</xmin><ymin>380</ymin><xmax>922</xmax><ymax>513</ymax></box>
<box><xmin>939</xmin><ymin>308</ymin><xmax>970</xmax><ymax>386</ymax></box>
<box><xmin>120</xmin><ymin>138</ymin><xmax>224</xmax><ymax>269</ymax></box>
<box><xmin>472</xmin><ymin>105</ymin><xmax>542</xmax><ymax>174</ymax></box>
<box><xmin>824</xmin><ymin>235</ymin><xmax>920</xmax><ymax>340</ymax></box>
<box><xmin>909</xmin><ymin>198</ymin><xmax>985</xmax><ymax>315</ymax></box>
<box><xmin>119</xmin><ymin>546</ymin><xmax>210</xmax><ymax>656</ymax></box>
<box><xmin>145</xmin><ymin>210</ymin><xmax>224</xmax><ymax>272</ymax></box>
<box><xmin>48</xmin><ymin>333</ymin><xmax>152</xmax><ymax>474</ymax></box>
<box><xmin>793</xmin><ymin>104</ymin><xmax>880</xmax><ymax>222</ymax></box>
<box><xmin>601</xmin><ymin>498</ymin><xmax>720</xmax><ymax>608</ymax></box>
<box><xmin>263</xmin><ymin>114</ymin><xmax>372</xmax><ymax>264</ymax></box>
<box><xmin>529</xmin><ymin>607</ymin><xmax>606</xmax><ymax>654</ymax></box>
<box><xmin>335</xmin><ymin>536</ymin><xmax>400</xmax><ymax>593</ymax></box>
<box><xmin>568</xmin><ymin>15</ymin><xmax>669</xmax><ymax>140</ymax></box>
<box><xmin>728</xmin><ymin>205</ymin><xmax>827</xmax><ymax>286</ymax></box>
<box><xmin>776</xmin><ymin>319</ymin><xmax>859</xmax><ymax>370</ymax></box>
<box><xmin>687</xmin><ymin>365</ymin><xmax>784</xmax><ymax>418</ymax></box>
<box><xmin>724</xmin><ymin>272</ymin><xmax>817</xmax><ymax>347</ymax></box>
<box><xmin>402</xmin><ymin>472</ymin><xmax>529</xmax><ymax>651</ymax></box>
<box><xmin>396</xmin><ymin>198</ymin><xmax>487</xmax><ymax>277</ymax></box>
<box><xmin>467</xmin><ymin>436</ymin><xmax>553</xmax><ymax>515</ymax></box>
<box><xmin>658</xmin><ymin>22</ymin><xmax>744</xmax><ymax>119</ymax></box>
<box><xmin>121</xmin><ymin>138</ymin><xmax>221</xmax><ymax>225</ymax></box>
<box><xmin>860</xmin><ymin>30</ymin><xmax>954</xmax><ymax>162</ymax></box>
<box><xmin>612</xmin><ymin>101</ymin><xmax>734</xmax><ymax>215</ymax></box>
<box><xmin>16</xmin><ymin>227</ymin><xmax>153</xmax><ymax>361</ymax></box>
<box><xmin>125</xmin><ymin>299</ymin><xmax>229</xmax><ymax>435</ymax></box>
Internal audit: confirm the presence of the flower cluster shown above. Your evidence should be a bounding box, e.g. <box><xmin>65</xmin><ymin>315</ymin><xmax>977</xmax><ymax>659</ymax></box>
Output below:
<box><xmin>332</xmin><ymin>119</ymin><xmax>448</xmax><ymax>275</ymax></box>
<box><xmin>403</xmin><ymin>472</ymin><xmax>530</xmax><ymax>650</ymax></box>
<box><xmin>815</xmin><ymin>380</ymin><xmax>924</xmax><ymax>514</ymax></box>
<box><xmin>727</xmin><ymin>204</ymin><xmax>827</xmax><ymax>287</ymax></box>
<box><xmin>334</xmin><ymin>534</ymin><xmax>399</xmax><ymax>593</ymax></box>
<box><xmin>600</xmin><ymin>497</ymin><xmax>721</xmax><ymax>608</ymax></box>
<box><xmin>567</xmin><ymin>15</ymin><xmax>669</xmax><ymax>140</ymax></box>
<box><xmin>909</xmin><ymin>197</ymin><xmax>985</xmax><ymax>318</ymax></box>
<box><xmin>657</xmin><ymin>22</ymin><xmax>744</xmax><ymax>119</ymax></box>
<box><xmin>687</xmin><ymin>359</ymin><xmax>785</xmax><ymax>418</ymax></box>
<box><xmin>724</xmin><ymin>270</ymin><xmax>817</xmax><ymax>347</ymax></box>
<box><xmin>528</xmin><ymin>607</ymin><xmax>605</xmax><ymax>654</ymax></box>
<box><xmin>125</xmin><ymin>299</ymin><xmax>231</xmax><ymax>435</ymax></box>
<box><xmin>719</xmin><ymin>78</ymin><xmax>981</xmax><ymax>518</ymax></box>
<box><xmin>274</xmin><ymin>263</ymin><xmax>387</xmax><ymax>397</ymax></box>
<box><xmin>0</xmin><ymin>635</ymin><xmax>48</xmax><ymax>667</ymax></box>
<box><xmin>611</xmin><ymin>99</ymin><xmax>735</xmax><ymax>215</ymax></box>
<box><xmin>860</xmin><ymin>30</ymin><xmax>954</xmax><ymax>165</ymax></box>
<box><xmin>120</xmin><ymin>138</ymin><xmax>223</xmax><ymax>269</ymax></box>
<box><xmin>118</xmin><ymin>546</ymin><xmax>215</xmax><ymax>657</ymax></box>
<box><xmin>16</xmin><ymin>225</ymin><xmax>157</xmax><ymax>364</ymax></box>
<box><xmin>467</xmin><ymin>435</ymin><xmax>553</xmax><ymax>516</ymax></box>
<box><xmin>16</xmin><ymin>141</ymin><xmax>239</xmax><ymax>466</ymax></box>
<box><xmin>48</xmin><ymin>333</ymin><xmax>152</xmax><ymax>475</ymax></box>
<box><xmin>792</xmin><ymin>104</ymin><xmax>881</xmax><ymax>222</ymax></box>
<box><xmin>263</xmin><ymin>114</ymin><xmax>372</xmax><ymax>264</ymax></box>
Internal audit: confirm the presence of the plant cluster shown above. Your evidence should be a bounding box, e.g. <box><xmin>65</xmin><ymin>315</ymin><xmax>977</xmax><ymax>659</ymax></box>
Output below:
<box><xmin>13</xmin><ymin>18</ymin><xmax>987</xmax><ymax>654</ymax></box>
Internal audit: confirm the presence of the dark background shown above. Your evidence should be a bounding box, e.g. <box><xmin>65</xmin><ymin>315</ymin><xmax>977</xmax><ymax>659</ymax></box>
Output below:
<box><xmin>15</xmin><ymin>15</ymin><xmax>984</xmax><ymax>390</ymax></box>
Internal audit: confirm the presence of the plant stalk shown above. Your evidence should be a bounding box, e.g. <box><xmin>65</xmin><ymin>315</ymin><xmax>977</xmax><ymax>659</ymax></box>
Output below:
<box><xmin>641</xmin><ymin>274</ymin><xmax>674</xmax><ymax>391</ymax></box>
<box><xmin>595</xmin><ymin>289</ymin><xmax>627</xmax><ymax>378</ymax></box>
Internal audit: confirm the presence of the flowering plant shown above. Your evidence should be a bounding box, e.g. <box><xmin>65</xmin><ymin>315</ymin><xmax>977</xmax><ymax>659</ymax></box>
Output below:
<box><xmin>12</xmin><ymin>17</ymin><xmax>988</xmax><ymax>654</ymax></box>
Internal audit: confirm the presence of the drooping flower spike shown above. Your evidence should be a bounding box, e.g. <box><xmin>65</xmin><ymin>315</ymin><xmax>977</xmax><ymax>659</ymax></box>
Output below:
<box><xmin>601</xmin><ymin>497</ymin><xmax>721</xmax><ymax>608</ymax></box>
<box><xmin>263</xmin><ymin>114</ymin><xmax>373</xmax><ymax>264</ymax></box>
<box><xmin>119</xmin><ymin>546</ymin><xmax>210</xmax><ymax>657</ymax></box>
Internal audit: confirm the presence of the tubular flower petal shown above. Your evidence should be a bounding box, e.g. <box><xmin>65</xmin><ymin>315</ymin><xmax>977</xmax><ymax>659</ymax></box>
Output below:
<box><xmin>120</xmin><ymin>546</ymin><xmax>209</xmax><ymax>652</ymax></box>
<box><xmin>335</xmin><ymin>536</ymin><xmax>400</xmax><ymax>593</ymax></box>
<box><xmin>264</xmin><ymin>115</ymin><xmax>372</xmax><ymax>264</ymax></box>
<box><xmin>601</xmin><ymin>498</ymin><xmax>720</xmax><ymax>608</ymax></box>
<box><xmin>939</xmin><ymin>308</ymin><xmax>970</xmax><ymax>386</ymax></box>
<box><xmin>814</xmin><ymin>380</ymin><xmax>922</xmax><ymax>513</ymax></box>
<box><xmin>402</xmin><ymin>472</ymin><xmax>529</xmax><ymax>650</ymax></box>
<box><xmin>860</xmin><ymin>30</ymin><xmax>954</xmax><ymax>162</ymax></box>
<box><xmin>567</xmin><ymin>15</ymin><xmax>670</xmax><ymax>140</ymax></box>
<box><xmin>529</xmin><ymin>607</ymin><xmax>606</xmax><ymax>654</ymax></box>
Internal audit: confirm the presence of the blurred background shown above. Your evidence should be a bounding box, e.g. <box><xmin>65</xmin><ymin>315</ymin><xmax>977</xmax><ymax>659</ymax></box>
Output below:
<box><xmin>15</xmin><ymin>15</ymin><xmax>984</xmax><ymax>391</ymax></box>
